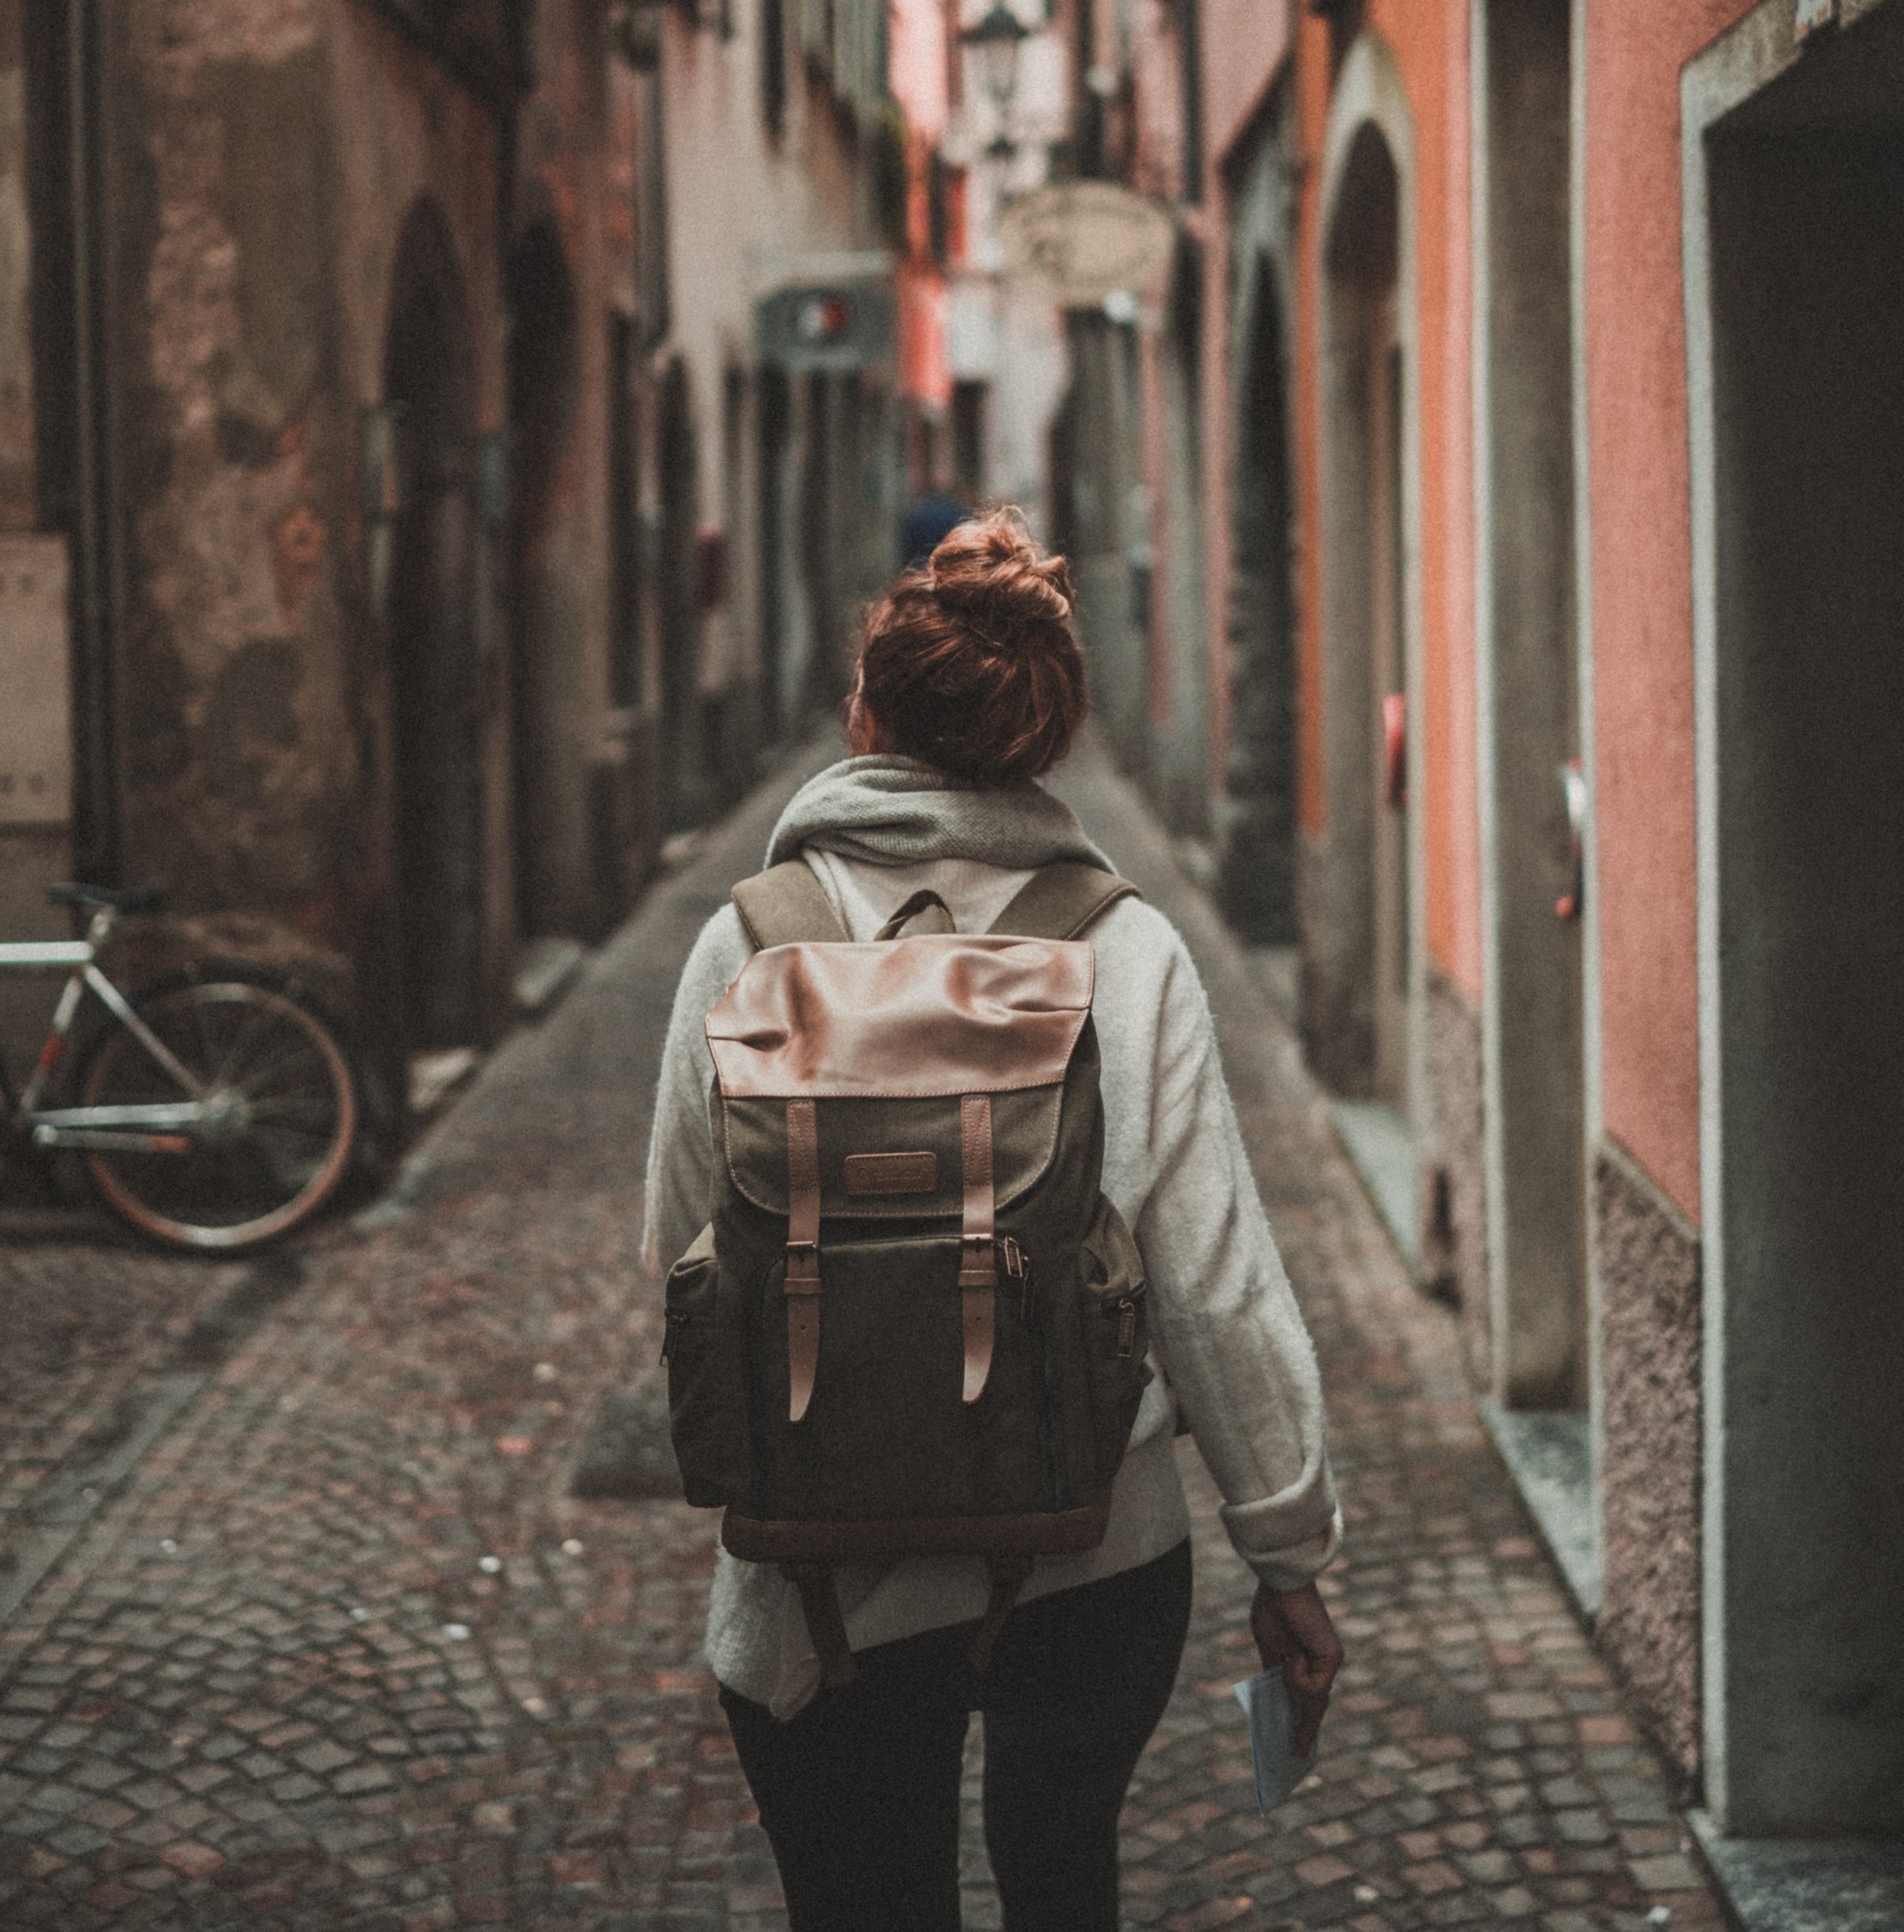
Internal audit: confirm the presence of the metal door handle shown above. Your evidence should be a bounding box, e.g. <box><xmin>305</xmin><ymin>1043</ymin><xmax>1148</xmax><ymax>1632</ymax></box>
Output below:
<box><xmin>1556</xmin><ymin>759</ymin><xmax>1586</xmax><ymax>921</ymax></box>
<box><xmin>1383</xmin><ymin>693</ymin><xmax>1407</xmax><ymax>812</ymax></box>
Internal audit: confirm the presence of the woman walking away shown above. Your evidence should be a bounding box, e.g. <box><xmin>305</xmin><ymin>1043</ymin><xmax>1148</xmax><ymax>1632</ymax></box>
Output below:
<box><xmin>643</xmin><ymin>509</ymin><xmax>1345</xmax><ymax>1930</ymax></box>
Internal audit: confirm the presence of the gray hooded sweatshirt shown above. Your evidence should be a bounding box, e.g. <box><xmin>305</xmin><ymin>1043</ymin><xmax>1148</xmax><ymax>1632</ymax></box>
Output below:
<box><xmin>642</xmin><ymin>755</ymin><xmax>1341</xmax><ymax>1720</ymax></box>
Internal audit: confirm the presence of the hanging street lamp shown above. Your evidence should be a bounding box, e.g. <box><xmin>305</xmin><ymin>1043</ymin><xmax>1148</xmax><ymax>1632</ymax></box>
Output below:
<box><xmin>962</xmin><ymin>2</ymin><xmax>1031</xmax><ymax>158</ymax></box>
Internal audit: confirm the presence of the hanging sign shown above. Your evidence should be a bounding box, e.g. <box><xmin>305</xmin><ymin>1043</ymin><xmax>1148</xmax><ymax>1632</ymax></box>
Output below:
<box><xmin>996</xmin><ymin>181</ymin><xmax>1176</xmax><ymax>310</ymax></box>
<box><xmin>757</xmin><ymin>281</ymin><xmax>896</xmax><ymax>372</ymax></box>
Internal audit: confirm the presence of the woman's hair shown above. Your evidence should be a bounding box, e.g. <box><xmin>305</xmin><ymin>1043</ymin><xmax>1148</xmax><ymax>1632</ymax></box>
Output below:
<box><xmin>852</xmin><ymin>508</ymin><xmax>1088</xmax><ymax>784</ymax></box>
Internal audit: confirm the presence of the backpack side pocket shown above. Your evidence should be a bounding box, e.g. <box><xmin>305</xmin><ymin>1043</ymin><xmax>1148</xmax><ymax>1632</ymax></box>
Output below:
<box><xmin>663</xmin><ymin>1223</ymin><xmax>751</xmax><ymax>1508</ymax></box>
<box><xmin>1078</xmin><ymin>1197</ymin><xmax>1152</xmax><ymax>1491</ymax></box>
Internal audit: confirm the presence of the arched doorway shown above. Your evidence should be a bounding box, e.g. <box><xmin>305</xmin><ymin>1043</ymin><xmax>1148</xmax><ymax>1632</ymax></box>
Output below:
<box><xmin>1308</xmin><ymin>36</ymin><xmax>1423</xmax><ymax>1273</ymax></box>
<box><xmin>506</xmin><ymin>220</ymin><xmax>580</xmax><ymax>940</ymax></box>
<box><xmin>1315</xmin><ymin>117</ymin><xmax>1407</xmax><ymax>1108</ymax></box>
<box><xmin>1220</xmin><ymin>253</ymin><xmax>1299</xmax><ymax>944</ymax></box>
<box><xmin>382</xmin><ymin>200</ymin><xmax>481</xmax><ymax>1050</ymax></box>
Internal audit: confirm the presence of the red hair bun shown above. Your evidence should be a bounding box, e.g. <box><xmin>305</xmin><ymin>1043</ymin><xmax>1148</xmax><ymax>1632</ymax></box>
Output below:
<box><xmin>855</xmin><ymin>509</ymin><xmax>1088</xmax><ymax>784</ymax></box>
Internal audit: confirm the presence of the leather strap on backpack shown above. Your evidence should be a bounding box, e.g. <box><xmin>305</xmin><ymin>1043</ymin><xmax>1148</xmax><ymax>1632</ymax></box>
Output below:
<box><xmin>969</xmin><ymin>1553</ymin><xmax>1035</xmax><ymax>1675</ymax></box>
<box><xmin>988</xmin><ymin>859</ymin><xmax>1139</xmax><ymax>940</ymax></box>
<box><xmin>957</xmin><ymin>1096</ymin><xmax>997</xmax><ymax>1405</ymax></box>
<box><xmin>874</xmin><ymin>888</ymin><xmax>955</xmax><ymax>939</ymax></box>
<box><xmin>783</xmin><ymin>1561</ymin><xmax>858</xmax><ymax>1690</ymax></box>
<box><xmin>736</xmin><ymin>857</ymin><xmax>1135</xmax><ymax>947</ymax></box>
<box><xmin>784</xmin><ymin>1099</ymin><xmax>823</xmax><ymax>1424</ymax></box>
<box><xmin>732</xmin><ymin>860</ymin><xmax>848</xmax><ymax>949</ymax></box>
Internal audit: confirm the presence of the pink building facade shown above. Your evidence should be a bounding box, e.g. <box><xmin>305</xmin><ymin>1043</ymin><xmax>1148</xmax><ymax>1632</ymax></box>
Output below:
<box><xmin>1076</xmin><ymin>0</ymin><xmax>1904</xmax><ymax>1868</ymax></box>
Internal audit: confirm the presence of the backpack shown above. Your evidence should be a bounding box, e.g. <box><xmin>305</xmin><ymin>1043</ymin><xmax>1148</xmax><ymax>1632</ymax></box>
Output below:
<box><xmin>661</xmin><ymin>857</ymin><xmax>1153</xmax><ymax>1689</ymax></box>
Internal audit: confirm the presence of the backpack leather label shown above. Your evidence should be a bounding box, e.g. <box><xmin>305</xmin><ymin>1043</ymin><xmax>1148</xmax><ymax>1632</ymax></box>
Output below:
<box><xmin>844</xmin><ymin>1151</ymin><xmax>939</xmax><ymax>1196</ymax></box>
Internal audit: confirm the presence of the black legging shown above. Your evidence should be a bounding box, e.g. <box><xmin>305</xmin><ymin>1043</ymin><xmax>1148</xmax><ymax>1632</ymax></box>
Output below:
<box><xmin>719</xmin><ymin>1540</ymin><xmax>1193</xmax><ymax>1930</ymax></box>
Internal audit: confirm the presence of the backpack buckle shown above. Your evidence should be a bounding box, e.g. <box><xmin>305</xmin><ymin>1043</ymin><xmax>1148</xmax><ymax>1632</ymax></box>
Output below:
<box><xmin>1001</xmin><ymin>1236</ymin><xmax>1033</xmax><ymax>1321</ymax></box>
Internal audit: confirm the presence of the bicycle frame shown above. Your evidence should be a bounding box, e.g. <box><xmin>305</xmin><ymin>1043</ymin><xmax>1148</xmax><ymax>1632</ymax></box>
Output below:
<box><xmin>0</xmin><ymin>908</ymin><xmax>207</xmax><ymax>1155</ymax></box>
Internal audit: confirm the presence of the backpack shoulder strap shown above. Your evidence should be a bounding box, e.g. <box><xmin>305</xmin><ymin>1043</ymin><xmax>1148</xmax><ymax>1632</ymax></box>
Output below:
<box><xmin>731</xmin><ymin>860</ymin><xmax>849</xmax><ymax>950</ymax></box>
<box><xmin>988</xmin><ymin>859</ymin><xmax>1140</xmax><ymax>940</ymax></box>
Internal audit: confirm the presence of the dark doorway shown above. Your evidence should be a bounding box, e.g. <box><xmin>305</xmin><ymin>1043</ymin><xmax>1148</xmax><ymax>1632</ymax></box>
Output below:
<box><xmin>1480</xmin><ymin>0</ymin><xmax>1585</xmax><ymax>1409</ymax></box>
<box><xmin>756</xmin><ymin>365</ymin><xmax>790</xmax><ymax>738</ymax></box>
<box><xmin>950</xmin><ymin>379</ymin><xmax>986</xmax><ymax>500</ymax></box>
<box><xmin>798</xmin><ymin>372</ymin><xmax>839</xmax><ymax>707</ymax></box>
<box><xmin>506</xmin><ymin>221</ymin><xmax>580</xmax><ymax>940</ymax></box>
<box><xmin>608</xmin><ymin>311</ymin><xmax>644</xmax><ymax>715</ymax></box>
<box><xmin>382</xmin><ymin>201</ymin><xmax>480</xmax><ymax>1049</ymax></box>
<box><xmin>656</xmin><ymin>355</ymin><xmax>700</xmax><ymax>829</ymax></box>
<box><xmin>1155</xmin><ymin>232</ymin><xmax>1209</xmax><ymax>833</ymax></box>
<box><xmin>1313</xmin><ymin>123</ymin><xmax>1407</xmax><ymax>1109</ymax></box>
<box><xmin>1703</xmin><ymin>14</ymin><xmax>1904</xmax><ymax>1833</ymax></box>
<box><xmin>1220</xmin><ymin>254</ymin><xmax>1299</xmax><ymax>944</ymax></box>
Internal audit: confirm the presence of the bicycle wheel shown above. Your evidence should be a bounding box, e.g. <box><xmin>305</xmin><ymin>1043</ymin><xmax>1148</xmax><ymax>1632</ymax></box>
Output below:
<box><xmin>75</xmin><ymin>966</ymin><xmax>359</xmax><ymax>1251</ymax></box>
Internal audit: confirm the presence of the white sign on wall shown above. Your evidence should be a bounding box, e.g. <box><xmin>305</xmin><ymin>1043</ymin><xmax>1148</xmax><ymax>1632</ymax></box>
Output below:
<box><xmin>0</xmin><ymin>533</ymin><xmax>72</xmax><ymax>829</ymax></box>
<box><xmin>996</xmin><ymin>182</ymin><xmax>1176</xmax><ymax>310</ymax></box>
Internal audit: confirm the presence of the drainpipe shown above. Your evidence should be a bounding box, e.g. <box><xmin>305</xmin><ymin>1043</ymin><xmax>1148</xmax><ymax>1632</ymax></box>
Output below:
<box><xmin>65</xmin><ymin>0</ymin><xmax>119</xmax><ymax>884</ymax></box>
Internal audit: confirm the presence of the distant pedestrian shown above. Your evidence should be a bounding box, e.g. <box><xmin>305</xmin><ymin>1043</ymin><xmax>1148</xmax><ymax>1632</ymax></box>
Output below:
<box><xmin>899</xmin><ymin>487</ymin><xmax>969</xmax><ymax>568</ymax></box>
<box><xmin>643</xmin><ymin>508</ymin><xmax>1343</xmax><ymax>1930</ymax></box>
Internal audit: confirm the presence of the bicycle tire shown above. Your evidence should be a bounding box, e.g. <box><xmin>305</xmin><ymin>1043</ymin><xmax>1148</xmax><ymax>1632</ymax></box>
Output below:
<box><xmin>73</xmin><ymin>963</ymin><xmax>360</xmax><ymax>1252</ymax></box>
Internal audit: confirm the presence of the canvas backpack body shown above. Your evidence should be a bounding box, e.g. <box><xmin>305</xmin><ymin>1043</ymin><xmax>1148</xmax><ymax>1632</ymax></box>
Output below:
<box><xmin>661</xmin><ymin>857</ymin><xmax>1152</xmax><ymax>1686</ymax></box>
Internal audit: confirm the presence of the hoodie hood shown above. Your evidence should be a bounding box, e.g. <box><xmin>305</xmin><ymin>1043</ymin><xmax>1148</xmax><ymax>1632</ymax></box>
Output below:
<box><xmin>764</xmin><ymin>754</ymin><xmax>1116</xmax><ymax>874</ymax></box>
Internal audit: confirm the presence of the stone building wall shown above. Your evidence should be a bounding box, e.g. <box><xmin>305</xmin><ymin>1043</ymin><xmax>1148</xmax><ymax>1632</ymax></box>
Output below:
<box><xmin>110</xmin><ymin>1</ymin><xmax>363</xmax><ymax>966</ymax></box>
<box><xmin>1595</xmin><ymin>1135</ymin><xmax>1703</xmax><ymax>1786</ymax></box>
<box><xmin>1424</xmin><ymin>967</ymin><xmax>1490</xmax><ymax>1384</ymax></box>
<box><xmin>80</xmin><ymin>0</ymin><xmax>638</xmax><ymax>1124</ymax></box>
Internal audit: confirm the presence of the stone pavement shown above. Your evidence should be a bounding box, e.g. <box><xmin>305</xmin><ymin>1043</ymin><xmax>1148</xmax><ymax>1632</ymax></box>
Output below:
<box><xmin>0</xmin><ymin>736</ymin><xmax>1730</xmax><ymax>1930</ymax></box>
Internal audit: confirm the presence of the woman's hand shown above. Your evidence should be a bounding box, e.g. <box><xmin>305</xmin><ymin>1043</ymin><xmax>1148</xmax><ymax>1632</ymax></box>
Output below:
<box><xmin>1250</xmin><ymin>1579</ymin><xmax>1345</xmax><ymax>1755</ymax></box>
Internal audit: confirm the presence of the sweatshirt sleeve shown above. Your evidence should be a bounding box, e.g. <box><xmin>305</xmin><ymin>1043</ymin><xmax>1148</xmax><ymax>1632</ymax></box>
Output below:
<box><xmin>641</xmin><ymin>905</ymin><xmax>752</xmax><ymax>1282</ymax></box>
<box><xmin>1132</xmin><ymin>937</ymin><xmax>1343</xmax><ymax>1591</ymax></box>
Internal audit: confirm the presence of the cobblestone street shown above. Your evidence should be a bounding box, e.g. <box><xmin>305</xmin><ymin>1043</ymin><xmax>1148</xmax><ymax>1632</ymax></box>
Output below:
<box><xmin>0</xmin><ymin>742</ymin><xmax>1730</xmax><ymax>1931</ymax></box>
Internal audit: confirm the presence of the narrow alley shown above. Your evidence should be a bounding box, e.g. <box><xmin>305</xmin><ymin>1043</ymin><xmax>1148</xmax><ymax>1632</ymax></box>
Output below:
<box><xmin>3</xmin><ymin>0</ymin><xmax>1901</xmax><ymax>1924</ymax></box>
<box><xmin>0</xmin><ymin>742</ymin><xmax>1727</xmax><ymax>1932</ymax></box>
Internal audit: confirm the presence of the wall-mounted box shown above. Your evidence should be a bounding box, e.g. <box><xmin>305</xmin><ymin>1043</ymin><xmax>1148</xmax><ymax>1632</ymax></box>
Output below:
<box><xmin>0</xmin><ymin>534</ymin><xmax>72</xmax><ymax>829</ymax></box>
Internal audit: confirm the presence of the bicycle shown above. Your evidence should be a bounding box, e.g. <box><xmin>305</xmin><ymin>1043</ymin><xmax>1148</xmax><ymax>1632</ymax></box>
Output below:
<box><xmin>1</xmin><ymin>883</ymin><xmax>360</xmax><ymax>1252</ymax></box>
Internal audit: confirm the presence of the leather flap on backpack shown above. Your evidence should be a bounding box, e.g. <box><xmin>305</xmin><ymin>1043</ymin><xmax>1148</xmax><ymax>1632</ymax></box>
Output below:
<box><xmin>705</xmin><ymin>934</ymin><xmax>1094</xmax><ymax>1100</ymax></box>
<box><xmin>719</xmin><ymin>1087</ymin><xmax>1065</xmax><ymax>1221</ymax></box>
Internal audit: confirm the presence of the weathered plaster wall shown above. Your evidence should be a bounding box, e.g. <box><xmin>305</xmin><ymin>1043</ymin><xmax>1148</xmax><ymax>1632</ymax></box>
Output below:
<box><xmin>1583</xmin><ymin>0</ymin><xmax>1752</xmax><ymax>1222</ymax></box>
<box><xmin>97</xmin><ymin>0</ymin><xmax>527</xmax><ymax>1110</ymax></box>
<box><xmin>1595</xmin><ymin>1135</ymin><xmax>1701</xmax><ymax>1784</ymax></box>
<box><xmin>113</xmin><ymin>0</ymin><xmax>364</xmax><ymax>953</ymax></box>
